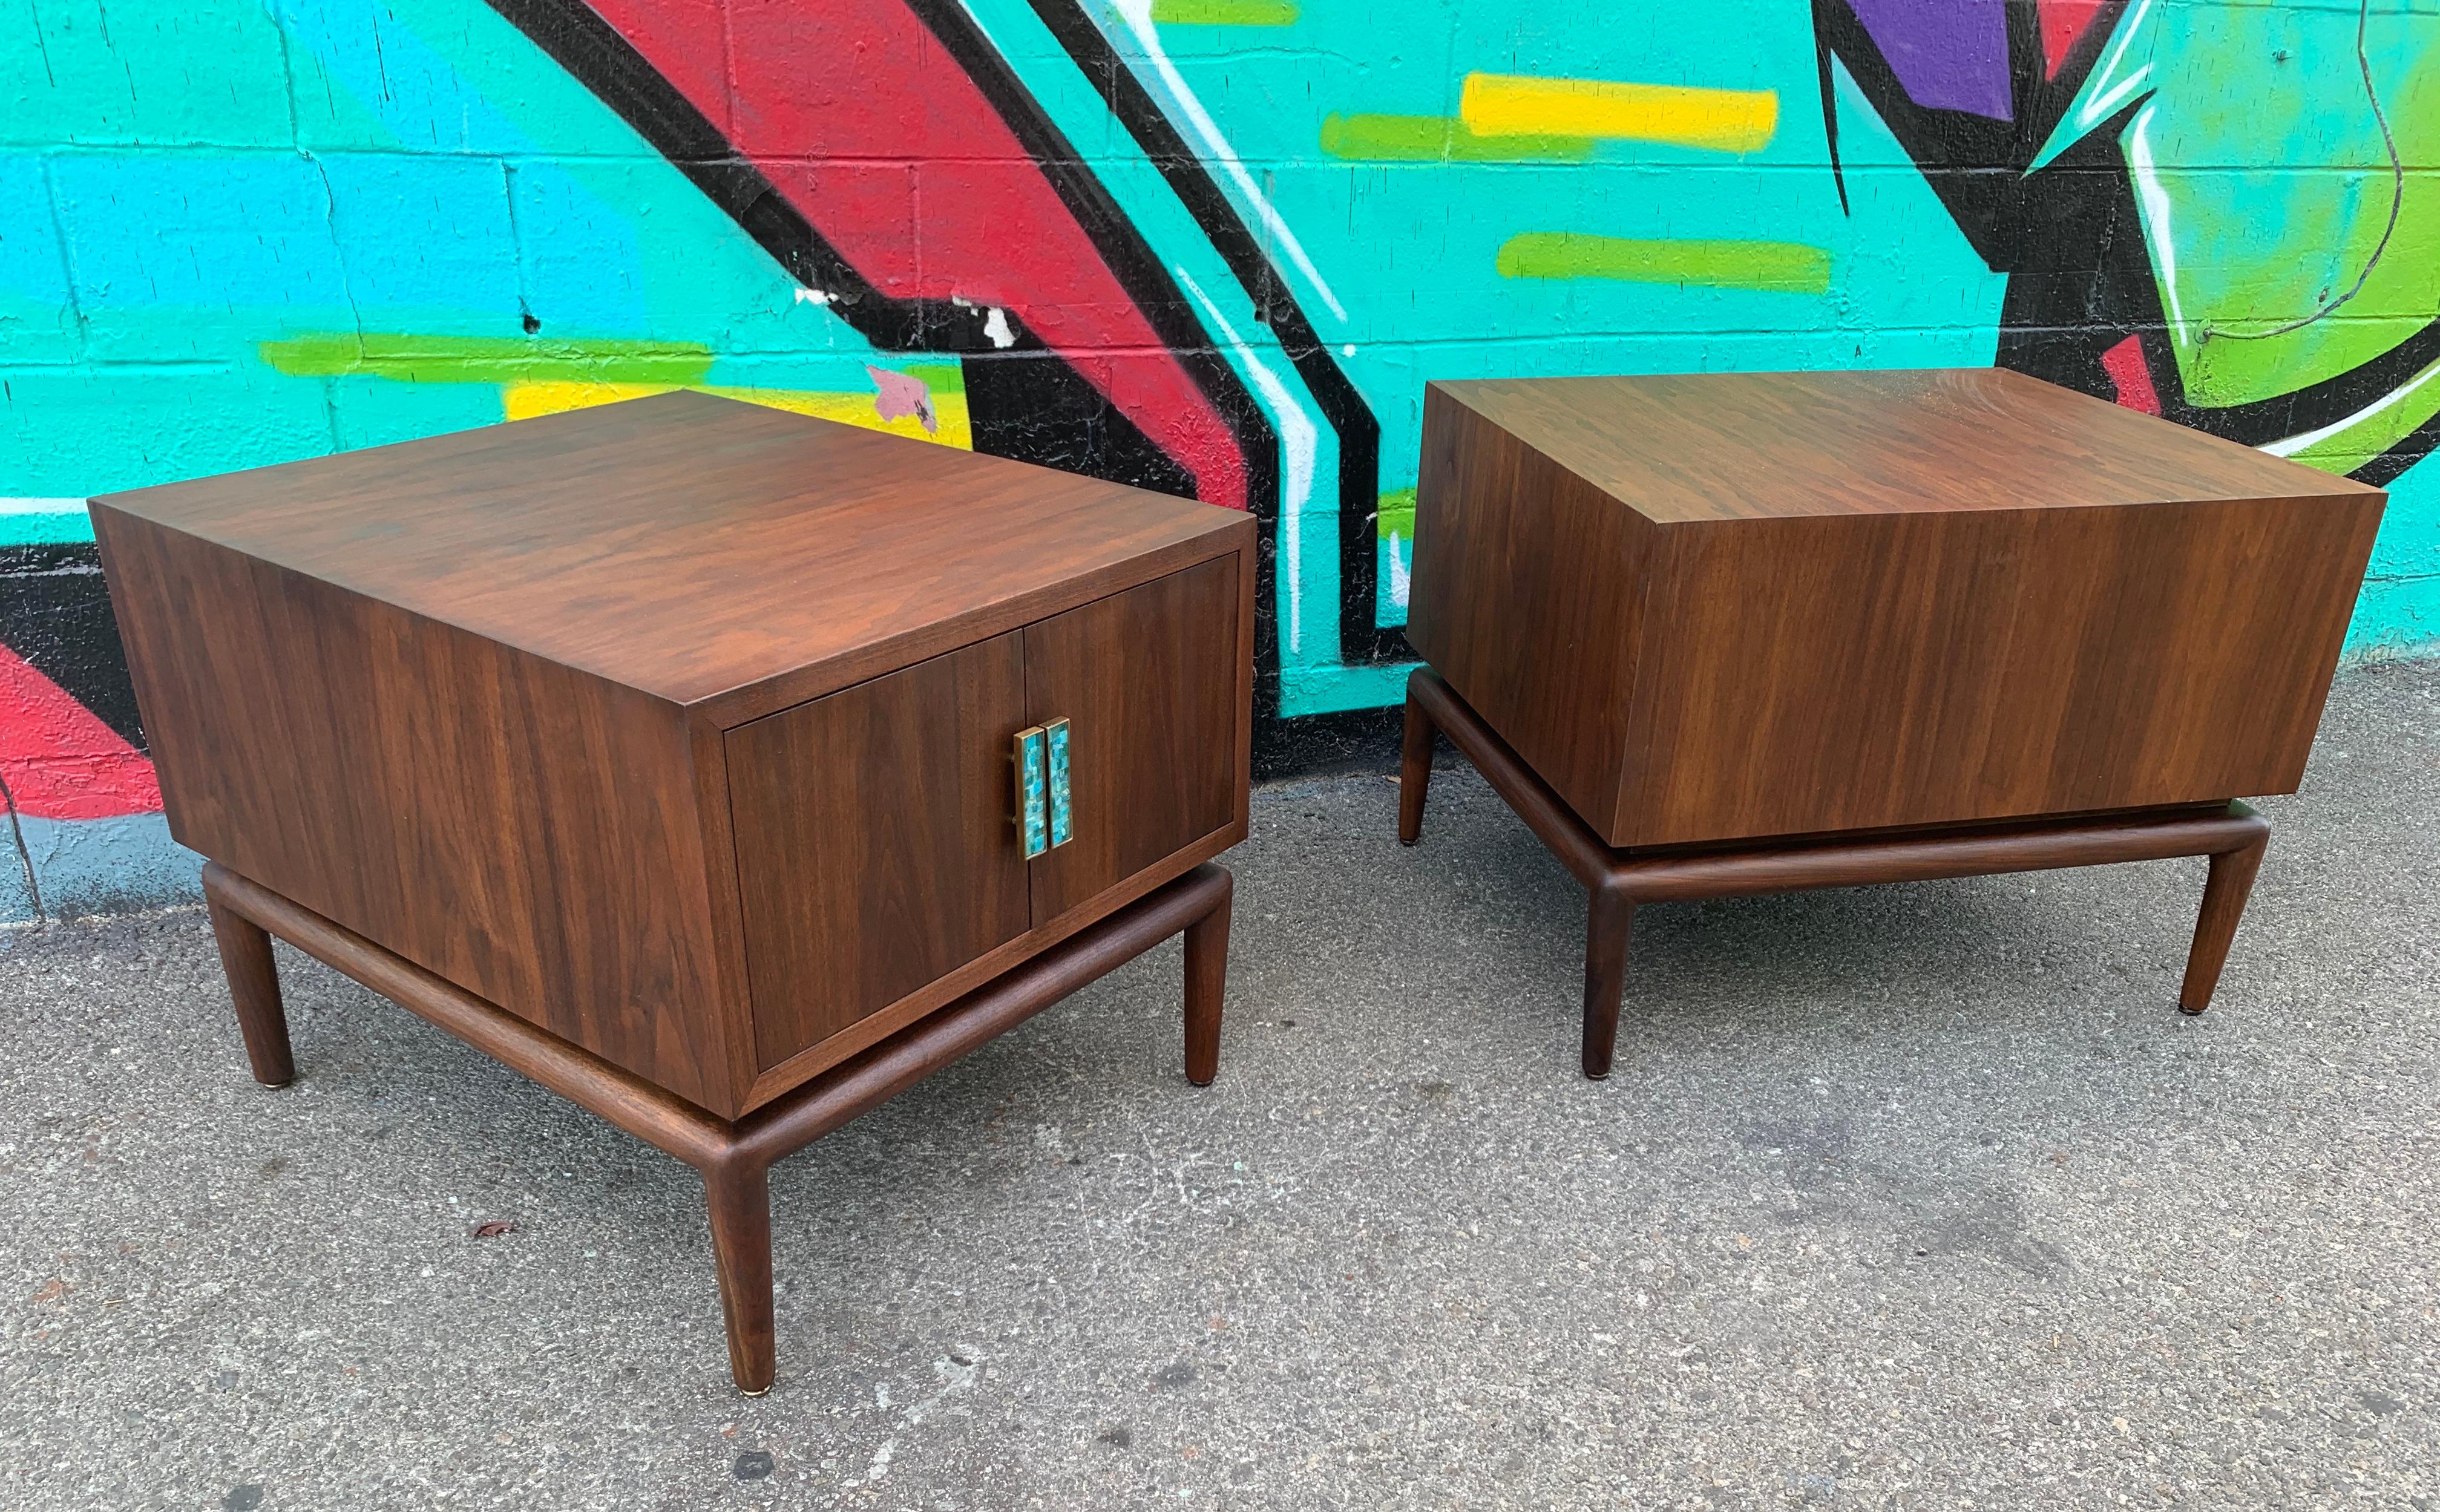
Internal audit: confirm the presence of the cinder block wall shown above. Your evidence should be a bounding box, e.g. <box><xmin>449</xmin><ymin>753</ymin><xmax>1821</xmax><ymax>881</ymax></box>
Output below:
<box><xmin>3</xmin><ymin>0</ymin><xmax>2435</xmax><ymax>920</ymax></box>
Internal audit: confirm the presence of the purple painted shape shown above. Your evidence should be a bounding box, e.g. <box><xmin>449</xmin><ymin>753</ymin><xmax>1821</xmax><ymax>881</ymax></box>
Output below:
<box><xmin>1845</xmin><ymin>0</ymin><xmax>2015</xmax><ymax>121</ymax></box>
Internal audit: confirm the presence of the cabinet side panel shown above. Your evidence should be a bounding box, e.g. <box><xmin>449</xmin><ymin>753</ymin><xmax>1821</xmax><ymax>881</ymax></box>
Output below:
<box><xmin>1409</xmin><ymin>386</ymin><xmax>1652</xmax><ymax>839</ymax></box>
<box><xmin>685</xmin><ymin>715</ymin><xmax>767</xmax><ymax>1114</ymax></box>
<box><xmin>1025</xmin><ymin>556</ymin><xmax>1241</xmax><ymax>923</ymax></box>
<box><xmin>727</xmin><ymin>633</ymin><xmax>1033</xmax><ymax>1069</ymax></box>
<box><xmin>90</xmin><ymin>508</ymin><xmax>736</xmax><ymax>1110</ymax></box>
<box><xmin>1624</xmin><ymin>494</ymin><xmax>2386</xmax><ymax>845</ymax></box>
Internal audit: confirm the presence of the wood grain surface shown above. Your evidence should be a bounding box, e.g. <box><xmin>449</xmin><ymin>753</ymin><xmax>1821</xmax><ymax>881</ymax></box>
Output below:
<box><xmin>95</xmin><ymin>509</ymin><xmax>741</xmax><ymax>1111</ymax></box>
<box><xmin>92</xmin><ymin>390</ymin><xmax>1246</xmax><ymax>722</ymax></box>
<box><xmin>1025</xmin><ymin>555</ymin><xmax>1241</xmax><ymax>924</ymax></box>
<box><xmin>1432</xmin><ymin>368</ymin><xmax>2383</xmax><ymax>523</ymax></box>
<box><xmin>1411</xmin><ymin>369</ymin><xmax>2386</xmax><ymax>848</ymax></box>
<box><xmin>726</xmin><ymin>632</ymin><xmax>1033</xmax><ymax>1069</ymax></box>
<box><xmin>97</xmin><ymin>393</ymin><xmax>1253</xmax><ymax>1118</ymax></box>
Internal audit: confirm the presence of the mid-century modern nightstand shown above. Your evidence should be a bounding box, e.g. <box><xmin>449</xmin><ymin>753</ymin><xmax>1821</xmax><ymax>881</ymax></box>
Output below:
<box><xmin>91</xmin><ymin>391</ymin><xmax>1255</xmax><ymax>1393</ymax></box>
<box><xmin>1399</xmin><ymin>368</ymin><xmax>2385</xmax><ymax>1078</ymax></box>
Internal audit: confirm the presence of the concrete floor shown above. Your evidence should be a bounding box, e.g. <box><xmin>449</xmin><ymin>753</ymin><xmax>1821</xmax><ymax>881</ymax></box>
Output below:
<box><xmin>4</xmin><ymin>662</ymin><xmax>2438</xmax><ymax>1511</ymax></box>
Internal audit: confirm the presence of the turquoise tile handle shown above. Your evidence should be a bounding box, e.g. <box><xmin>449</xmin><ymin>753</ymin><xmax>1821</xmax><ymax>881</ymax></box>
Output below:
<box><xmin>1045</xmin><ymin>718</ymin><xmax>1072</xmax><ymax>849</ymax></box>
<box><xmin>1014</xmin><ymin>726</ymin><xmax>1048</xmax><ymax>859</ymax></box>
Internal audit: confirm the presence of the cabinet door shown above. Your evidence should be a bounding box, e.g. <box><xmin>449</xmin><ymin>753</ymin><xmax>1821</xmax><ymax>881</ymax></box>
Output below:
<box><xmin>727</xmin><ymin>632</ymin><xmax>1031</xmax><ymax>1069</ymax></box>
<box><xmin>1025</xmin><ymin>555</ymin><xmax>1241</xmax><ymax>923</ymax></box>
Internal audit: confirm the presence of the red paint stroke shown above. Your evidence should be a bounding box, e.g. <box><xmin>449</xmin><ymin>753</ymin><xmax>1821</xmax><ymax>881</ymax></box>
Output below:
<box><xmin>585</xmin><ymin>0</ymin><xmax>1250</xmax><ymax>511</ymax></box>
<box><xmin>2099</xmin><ymin>334</ymin><xmax>2161</xmax><ymax>414</ymax></box>
<box><xmin>0</xmin><ymin>644</ymin><xmax>162</xmax><ymax>820</ymax></box>
<box><xmin>2037</xmin><ymin>0</ymin><xmax>2108</xmax><ymax>79</ymax></box>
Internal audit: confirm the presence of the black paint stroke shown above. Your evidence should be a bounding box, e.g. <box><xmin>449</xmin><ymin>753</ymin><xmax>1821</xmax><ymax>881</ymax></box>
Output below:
<box><xmin>1815</xmin><ymin>0</ymin><xmax>2439</xmax><ymax>481</ymax></box>
<box><xmin>1022</xmin><ymin>0</ymin><xmax>1406</xmax><ymax>670</ymax></box>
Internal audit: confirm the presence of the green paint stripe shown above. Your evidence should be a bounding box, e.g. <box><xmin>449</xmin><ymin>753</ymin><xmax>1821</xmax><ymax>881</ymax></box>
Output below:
<box><xmin>262</xmin><ymin>333</ymin><xmax>717</xmax><ymax>385</ymax></box>
<box><xmin>1321</xmin><ymin>114</ymin><xmax>1593</xmax><ymax>163</ymax></box>
<box><xmin>1376</xmin><ymin>486</ymin><xmax>1416</xmax><ymax>540</ymax></box>
<box><xmin>1497</xmin><ymin>233</ymin><xmax>1831</xmax><ymax>293</ymax></box>
<box><xmin>2270</xmin><ymin>359</ymin><xmax>2440</xmax><ymax>478</ymax></box>
<box><xmin>1150</xmin><ymin>0</ymin><xmax>1297</xmax><ymax>23</ymax></box>
<box><xmin>0</xmin><ymin>500</ymin><xmax>94</xmax><ymax>547</ymax></box>
<box><xmin>899</xmin><ymin>362</ymin><xmax>967</xmax><ymax>395</ymax></box>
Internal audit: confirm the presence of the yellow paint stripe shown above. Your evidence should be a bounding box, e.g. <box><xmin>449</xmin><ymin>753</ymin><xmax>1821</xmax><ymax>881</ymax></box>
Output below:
<box><xmin>1460</xmin><ymin>73</ymin><xmax>1777</xmax><ymax>154</ymax></box>
<box><xmin>500</xmin><ymin>382</ymin><xmax>973</xmax><ymax>450</ymax></box>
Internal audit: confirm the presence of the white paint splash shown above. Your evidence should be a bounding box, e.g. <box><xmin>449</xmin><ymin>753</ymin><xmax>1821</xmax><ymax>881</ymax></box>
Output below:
<box><xmin>839</xmin><ymin>1353</ymin><xmax>979</xmax><ymax>1488</ymax></box>
<box><xmin>1109</xmin><ymin>0</ymin><xmax>1348</xmax><ymax>324</ymax></box>
<box><xmin>2027</xmin><ymin>0</ymin><xmax>2155</xmax><ymax>171</ymax></box>
<box><xmin>2076</xmin><ymin>0</ymin><xmax>2156</xmax><ymax>130</ymax></box>
<box><xmin>1386</xmin><ymin>530</ymin><xmax>1411</xmax><ymax>611</ymax></box>
<box><xmin>792</xmin><ymin>286</ymin><xmax>835</xmax><ymax>305</ymax></box>
<box><xmin>861</xmin><ymin>1438</ymin><xmax>896</xmax><ymax>1481</ymax></box>
<box><xmin>2264</xmin><ymin>356</ymin><xmax>2440</xmax><ymax>458</ymax></box>
<box><xmin>2123</xmin><ymin>105</ymin><xmax>2185</xmax><ymax>340</ymax></box>
<box><xmin>1175</xmin><ymin>266</ymin><xmax>1318</xmax><ymax>654</ymax></box>
<box><xmin>983</xmin><ymin>307</ymin><xmax>1017</xmax><ymax>349</ymax></box>
<box><xmin>900</xmin><ymin>1351</ymin><xmax>982</xmax><ymax>1425</ymax></box>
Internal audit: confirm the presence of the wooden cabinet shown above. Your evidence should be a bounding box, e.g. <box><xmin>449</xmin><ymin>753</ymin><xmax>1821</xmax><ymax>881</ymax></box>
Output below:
<box><xmin>1025</xmin><ymin>557</ymin><xmax>1241</xmax><ymax>922</ymax></box>
<box><xmin>726</xmin><ymin>632</ymin><xmax>1034</xmax><ymax>1070</ymax></box>
<box><xmin>95</xmin><ymin>389</ymin><xmax>1253</xmax><ymax>1122</ymax></box>
<box><xmin>92</xmin><ymin>390</ymin><xmax>1252</xmax><ymax>1391</ymax></box>
<box><xmin>1400</xmin><ymin>368</ymin><xmax>2381</xmax><ymax>1081</ymax></box>
<box><xmin>1411</xmin><ymin>368</ymin><xmax>2386</xmax><ymax>849</ymax></box>
<box><xmin>727</xmin><ymin>556</ymin><xmax>1241</xmax><ymax>1073</ymax></box>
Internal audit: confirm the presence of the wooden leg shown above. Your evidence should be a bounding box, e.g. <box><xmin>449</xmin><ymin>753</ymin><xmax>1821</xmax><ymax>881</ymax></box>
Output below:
<box><xmin>2180</xmin><ymin>831</ymin><xmax>2269</xmax><ymax>1015</ymax></box>
<box><xmin>1182</xmin><ymin>868</ymin><xmax>1232</xmax><ymax>1087</ymax></box>
<box><xmin>206</xmin><ymin>892</ymin><xmax>294</xmax><ymax>1087</ymax></box>
<box><xmin>1398</xmin><ymin>679</ymin><xmax>1436</xmax><ymax>846</ymax></box>
<box><xmin>1581</xmin><ymin>882</ymin><xmax>1635</xmax><ymax>1081</ymax></box>
<box><xmin>705</xmin><ymin>1159</ymin><xmax>775</xmax><ymax>1395</ymax></box>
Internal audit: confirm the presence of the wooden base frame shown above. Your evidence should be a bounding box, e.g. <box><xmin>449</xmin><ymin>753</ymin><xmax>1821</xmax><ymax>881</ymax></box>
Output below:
<box><xmin>200</xmin><ymin>859</ymin><xmax>1233</xmax><ymax>1395</ymax></box>
<box><xmin>1398</xmin><ymin>669</ymin><xmax>2271</xmax><ymax>1081</ymax></box>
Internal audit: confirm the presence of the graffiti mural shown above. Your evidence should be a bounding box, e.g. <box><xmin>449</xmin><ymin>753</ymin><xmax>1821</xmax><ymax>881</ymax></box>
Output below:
<box><xmin>1815</xmin><ymin>0</ymin><xmax>2440</xmax><ymax>480</ymax></box>
<box><xmin>1</xmin><ymin>0</ymin><xmax>2434</xmax><ymax>919</ymax></box>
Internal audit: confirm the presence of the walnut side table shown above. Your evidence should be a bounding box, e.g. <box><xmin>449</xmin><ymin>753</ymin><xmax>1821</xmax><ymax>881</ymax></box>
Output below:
<box><xmin>93</xmin><ymin>391</ymin><xmax>1255</xmax><ymax>1393</ymax></box>
<box><xmin>1399</xmin><ymin>369</ymin><xmax>2385</xmax><ymax>1079</ymax></box>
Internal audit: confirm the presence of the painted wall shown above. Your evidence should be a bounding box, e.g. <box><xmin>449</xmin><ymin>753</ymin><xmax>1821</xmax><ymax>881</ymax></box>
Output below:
<box><xmin>2</xmin><ymin>0</ymin><xmax>2435</xmax><ymax>920</ymax></box>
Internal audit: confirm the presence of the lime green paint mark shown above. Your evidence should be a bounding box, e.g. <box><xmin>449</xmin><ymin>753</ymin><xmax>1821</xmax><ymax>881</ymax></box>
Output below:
<box><xmin>1150</xmin><ymin>0</ymin><xmax>1296</xmax><ymax>24</ymax></box>
<box><xmin>261</xmin><ymin>333</ymin><xmax>717</xmax><ymax>385</ymax></box>
<box><xmin>1376</xmin><ymin>487</ymin><xmax>1416</xmax><ymax>541</ymax></box>
<box><xmin>1497</xmin><ymin>234</ymin><xmax>1831</xmax><ymax>294</ymax></box>
<box><xmin>900</xmin><ymin>362</ymin><xmax>967</xmax><ymax>396</ymax></box>
<box><xmin>1321</xmin><ymin>114</ymin><xmax>1593</xmax><ymax>163</ymax></box>
<box><xmin>2265</xmin><ymin>358</ymin><xmax>2440</xmax><ymax>477</ymax></box>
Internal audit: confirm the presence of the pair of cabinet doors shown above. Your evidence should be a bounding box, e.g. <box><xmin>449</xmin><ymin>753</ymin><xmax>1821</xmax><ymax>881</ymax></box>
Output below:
<box><xmin>726</xmin><ymin>557</ymin><xmax>1241</xmax><ymax>1071</ymax></box>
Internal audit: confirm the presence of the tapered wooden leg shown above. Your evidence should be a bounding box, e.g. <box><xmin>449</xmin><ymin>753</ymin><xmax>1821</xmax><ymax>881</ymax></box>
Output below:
<box><xmin>1398</xmin><ymin>680</ymin><xmax>1436</xmax><ymax>846</ymax></box>
<box><xmin>2179</xmin><ymin>831</ymin><xmax>2269</xmax><ymax>1015</ymax></box>
<box><xmin>205</xmin><ymin>892</ymin><xmax>294</xmax><ymax>1087</ymax></box>
<box><xmin>1581</xmin><ymin>882</ymin><xmax>1635</xmax><ymax>1081</ymax></box>
<box><xmin>705</xmin><ymin>1160</ymin><xmax>775</xmax><ymax>1395</ymax></box>
<box><xmin>1182</xmin><ymin>868</ymin><xmax>1232</xmax><ymax>1087</ymax></box>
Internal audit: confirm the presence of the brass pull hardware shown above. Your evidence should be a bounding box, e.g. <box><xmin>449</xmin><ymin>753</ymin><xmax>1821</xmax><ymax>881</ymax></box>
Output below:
<box><xmin>1013</xmin><ymin>726</ymin><xmax>1048</xmax><ymax>859</ymax></box>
